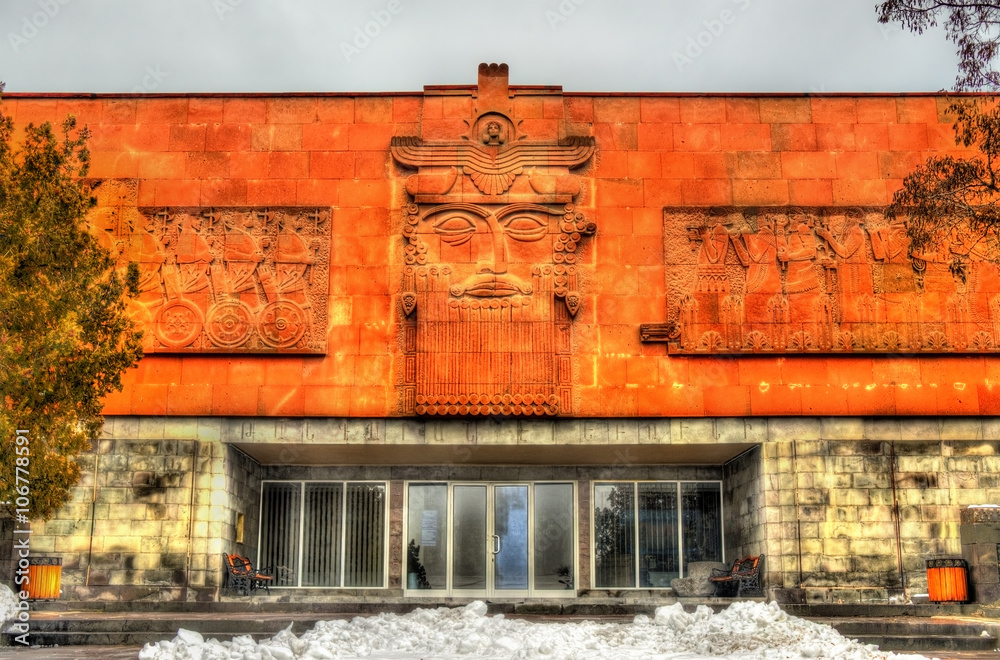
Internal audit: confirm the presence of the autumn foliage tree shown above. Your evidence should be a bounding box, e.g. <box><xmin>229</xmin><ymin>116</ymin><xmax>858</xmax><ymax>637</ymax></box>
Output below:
<box><xmin>0</xmin><ymin>86</ymin><xmax>143</xmax><ymax>521</ymax></box>
<box><xmin>877</xmin><ymin>2</ymin><xmax>1000</xmax><ymax>276</ymax></box>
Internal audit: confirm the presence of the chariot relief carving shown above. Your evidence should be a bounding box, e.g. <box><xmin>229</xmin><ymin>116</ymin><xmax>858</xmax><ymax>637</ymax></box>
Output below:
<box><xmin>87</xmin><ymin>180</ymin><xmax>330</xmax><ymax>353</ymax></box>
<box><xmin>642</xmin><ymin>206</ymin><xmax>1000</xmax><ymax>354</ymax></box>
<box><xmin>391</xmin><ymin>64</ymin><xmax>596</xmax><ymax>416</ymax></box>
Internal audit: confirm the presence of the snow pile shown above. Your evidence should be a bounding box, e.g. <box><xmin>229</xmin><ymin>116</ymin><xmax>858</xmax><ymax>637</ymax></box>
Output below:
<box><xmin>137</xmin><ymin>600</ymin><xmax>931</xmax><ymax>660</ymax></box>
<box><xmin>0</xmin><ymin>584</ymin><xmax>20</xmax><ymax>630</ymax></box>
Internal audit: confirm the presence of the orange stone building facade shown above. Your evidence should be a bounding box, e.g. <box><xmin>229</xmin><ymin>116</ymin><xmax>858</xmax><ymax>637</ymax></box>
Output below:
<box><xmin>11</xmin><ymin>64</ymin><xmax>1000</xmax><ymax>604</ymax></box>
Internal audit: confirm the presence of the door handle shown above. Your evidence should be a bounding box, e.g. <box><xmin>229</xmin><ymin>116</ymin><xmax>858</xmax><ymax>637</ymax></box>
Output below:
<box><xmin>491</xmin><ymin>534</ymin><xmax>501</xmax><ymax>555</ymax></box>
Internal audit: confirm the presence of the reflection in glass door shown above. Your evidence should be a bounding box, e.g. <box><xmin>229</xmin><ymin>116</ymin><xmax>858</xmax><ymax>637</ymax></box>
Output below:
<box><xmin>405</xmin><ymin>482</ymin><xmax>574</xmax><ymax>598</ymax></box>
<box><xmin>493</xmin><ymin>485</ymin><xmax>528</xmax><ymax>591</ymax></box>
<box><xmin>453</xmin><ymin>486</ymin><xmax>486</xmax><ymax>591</ymax></box>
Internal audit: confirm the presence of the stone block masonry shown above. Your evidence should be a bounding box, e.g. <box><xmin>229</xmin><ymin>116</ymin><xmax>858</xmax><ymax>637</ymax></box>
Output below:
<box><xmin>20</xmin><ymin>415</ymin><xmax>999</xmax><ymax>603</ymax></box>
<box><xmin>28</xmin><ymin>419</ymin><xmax>263</xmax><ymax>601</ymax></box>
<box><xmin>8</xmin><ymin>72</ymin><xmax>1000</xmax><ymax>606</ymax></box>
<box><xmin>961</xmin><ymin>506</ymin><xmax>1000</xmax><ymax>604</ymax></box>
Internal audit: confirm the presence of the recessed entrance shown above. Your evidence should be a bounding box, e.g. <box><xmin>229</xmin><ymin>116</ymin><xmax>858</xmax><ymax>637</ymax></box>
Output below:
<box><xmin>406</xmin><ymin>482</ymin><xmax>575</xmax><ymax>598</ymax></box>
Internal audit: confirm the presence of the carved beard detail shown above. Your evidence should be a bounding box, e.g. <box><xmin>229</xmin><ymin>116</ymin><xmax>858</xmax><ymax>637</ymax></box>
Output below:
<box><xmin>410</xmin><ymin>268</ymin><xmax>567</xmax><ymax>416</ymax></box>
<box><xmin>400</xmin><ymin>202</ymin><xmax>592</xmax><ymax>416</ymax></box>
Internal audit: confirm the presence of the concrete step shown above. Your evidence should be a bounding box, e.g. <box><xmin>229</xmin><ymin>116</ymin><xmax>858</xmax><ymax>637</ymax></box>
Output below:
<box><xmin>831</xmin><ymin>619</ymin><xmax>1000</xmax><ymax>638</ymax></box>
<box><xmin>848</xmin><ymin>634</ymin><xmax>997</xmax><ymax>653</ymax></box>
<box><xmin>819</xmin><ymin>617</ymin><xmax>1000</xmax><ymax>654</ymax></box>
<box><xmin>8</xmin><ymin>609</ymin><xmax>1000</xmax><ymax>654</ymax></box>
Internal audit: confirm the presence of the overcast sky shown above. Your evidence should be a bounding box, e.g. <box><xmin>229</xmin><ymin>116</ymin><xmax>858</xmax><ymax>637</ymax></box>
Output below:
<box><xmin>0</xmin><ymin>0</ymin><xmax>960</xmax><ymax>94</ymax></box>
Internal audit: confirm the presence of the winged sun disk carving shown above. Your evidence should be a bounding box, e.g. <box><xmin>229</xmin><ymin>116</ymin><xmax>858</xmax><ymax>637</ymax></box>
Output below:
<box><xmin>390</xmin><ymin>136</ymin><xmax>596</xmax><ymax>195</ymax></box>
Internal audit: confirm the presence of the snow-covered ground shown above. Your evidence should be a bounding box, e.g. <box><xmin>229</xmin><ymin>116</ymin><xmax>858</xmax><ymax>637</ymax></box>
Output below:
<box><xmin>0</xmin><ymin>584</ymin><xmax>20</xmax><ymax>629</ymax></box>
<box><xmin>137</xmin><ymin>600</ymin><xmax>935</xmax><ymax>660</ymax></box>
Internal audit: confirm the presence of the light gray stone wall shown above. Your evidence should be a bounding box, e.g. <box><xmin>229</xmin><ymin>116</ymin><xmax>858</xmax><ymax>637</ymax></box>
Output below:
<box><xmin>31</xmin><ymin>418</ymin><xmax>264</xmax><ymax>601</ymax></box>
<box><xmin>756</xmin><ymin>419</ymin><xmax>1000</xmax><ymax>604</ymax></box>
<box><xmin>961</xmin><ymin>506</ymin><xmax>1000</xmax><ymax>604</ymax></box>
<box><xmin>722</xmin><ymin>445</ymin><xmax>765</xmax><ymax>565</ymax></box>
<box><xmin>31</xmin><ymin>415</ymin><xmax>1000</xmax><ymax>603</ymax></box>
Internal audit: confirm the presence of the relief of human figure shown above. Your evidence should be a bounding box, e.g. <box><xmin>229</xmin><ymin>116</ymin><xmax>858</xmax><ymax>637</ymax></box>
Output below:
<box><xmin>223</xmin><ymin>213</ymin><xmax>265</xmax><ymax>304</ymax></box>
<box><xmin>816</xmin><ymin>208</ymin><xmax>872</xmax><ymax>324</ymax></box>
<box><xmin>129</xmin><ymin>218</ymin><xmax>168</xmax><ymax>307</ymax></box>
<box><xmin>952</xmin><ymin>226</ymin><xmax>1000</xmax><ymax>332</ymax></box>
<box><xmin>694</xmin><ymin>213</ymin><xmax>731</xmax><ymax>292</ymax></box>
<box><xmin>779</xmin><ymin>209</ymin><xmax>820</xmax><ymax>295</ymax></box>
<box><xmin>771</xmin><ymin>209</ymin><xmax>824</xmax><ymax>347</ymax></box>
<box><xmin>908</xmin><ymin>230</ymin><xmax>960</xmax><ymax>327</ymax></box>
<box><xmin>868</xmin><ymin>219</ymin><xmax>917</xmax><ymax>324</ymax></box>
<box><xmin>173</xmin><ymin>212</ymin><xmax>214</xmax><ymax>299</ymax></box>
<box><xmin>273</xmin><ymin>212</ymin><xmax>316</xmax><ymax>306</ymax></box>
<box><xmin>729</xmin><ymin>209</ymin><xmax>783</xmax><ymax>326</ymax></box>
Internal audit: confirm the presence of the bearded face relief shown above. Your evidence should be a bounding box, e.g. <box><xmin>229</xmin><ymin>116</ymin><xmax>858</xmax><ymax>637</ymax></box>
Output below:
<box><xmin>399</xmin><ymin>200</ymin><xmax>595</xmax><ymax>417</ymax></box>
<box><xmin>393</xmin><ymin>64</ymin><xmax>597</xmax><ymax>417</ymax></box>
<box><xmin>405</xmin><ymin>202</ymin><xmax>592</xmax><ymax>303</ymax></box>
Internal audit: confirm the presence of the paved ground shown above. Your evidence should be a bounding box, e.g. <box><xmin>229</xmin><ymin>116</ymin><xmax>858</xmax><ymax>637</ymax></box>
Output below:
<box><xmin>0</xmin><ymin>646</ymin><xmax>999</xmax><ymax>659</ymax></box>
<box><xmin>0</xmin><ymin>646</ymin><xmax>143</xmax><ymax>659</ymax></box>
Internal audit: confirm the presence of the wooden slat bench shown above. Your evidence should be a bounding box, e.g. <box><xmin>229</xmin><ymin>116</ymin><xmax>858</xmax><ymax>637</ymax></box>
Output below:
<box><xmin>709</xmin><ymin>554</ymin><xmax>763</xmax><ymax>597</ymax></box>
<box><xmin>224</xmin><ymin>553</ymin><xmax>274</xmax><ymax>596</ymax></box>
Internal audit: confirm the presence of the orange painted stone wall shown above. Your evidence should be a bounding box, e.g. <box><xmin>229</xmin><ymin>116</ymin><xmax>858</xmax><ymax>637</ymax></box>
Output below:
<box><xmin>5</xmin><ymin>83</ymin><xmax>995</xmax><ymax>418</ymax></box>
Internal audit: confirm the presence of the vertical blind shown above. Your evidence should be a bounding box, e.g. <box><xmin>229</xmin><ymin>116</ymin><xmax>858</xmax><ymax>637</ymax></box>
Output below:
<box><xmin>302</xmin><ymin>483</ymin><xmax>342</xmax><ymax>587</ymax></box>
<box><xmin>259</xmin><ymin>482</ymin><xmax>301</xmax><ymax>587</ymax></box>
<box><xmin>344</xmin><ymin>484</ymin><xmax>386</xmax><ymax>587</ymax></box>
<box><xmin>259</xmin><ymin>482</ymin><xmax>386</xmax><ymax>588</ymax></box>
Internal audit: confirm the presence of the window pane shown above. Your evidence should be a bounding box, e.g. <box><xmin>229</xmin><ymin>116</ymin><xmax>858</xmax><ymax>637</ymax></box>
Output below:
<box><xmin>533</xmin><ymin>483</ymin><xmax>574</xmax><ymax>591</ymax></box>
<box><xmin>406</xmin><ymin>484</ymin><xmax>447</xmax><ymax>590</ymax></box>
<box><xmin>302</xmin><ymin>483</ymin><xmax>343</xmax><ymax>587</ymax></box>
<box><xmin>343</xmin><ymin>483</ymin><xmax>386</xmax><ymax>587</ymax></box>
<box><xmin>594</xmin><ymin>483</ymin><xmax>635</xmax><ymax>588</ymax></box>
<box><xmin>452</xmin><ymin>486</ymin><xmax>487</xmax><ymax>590</ymax></box>
<box><xmin>681</xmin><ymin>482</ymin><xmax>723</xmax><ymax>568</ymax></box>
<box><xmin>638</xmin><ymin>482</ymin><xmax>678</xmax><ymax>588</ymax></box>
<box><xmin>259</xmin><ymin>482</ymin><xmax>301</xmax><ymax>587</ymax></box>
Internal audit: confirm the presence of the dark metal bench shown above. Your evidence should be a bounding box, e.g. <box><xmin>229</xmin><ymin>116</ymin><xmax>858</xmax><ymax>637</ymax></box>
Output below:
<box><xmin>224</xmin><ymin>553</ymin><xmax>274</xmax><ymax>596</ymax></box>
<box><xmin>709</xmin><ymin>554</ymin><xmax>764</xmax><ymax>597</ymax></box>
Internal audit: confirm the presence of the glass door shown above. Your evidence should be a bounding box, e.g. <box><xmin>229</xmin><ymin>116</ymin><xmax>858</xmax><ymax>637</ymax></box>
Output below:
<box><xmin>405</xmin><ymin>482</ymin><xmax>575</xmax><ymax>598</ymax></box>
<box><xmin>452</xmin><ymin>485</ymin><xmax>487</xmax><ymax>593</ymax></box>
<box><xmin>492</xmin><ymin>485</ymin><xmax>529</xmax><ymax>594</ymax></box>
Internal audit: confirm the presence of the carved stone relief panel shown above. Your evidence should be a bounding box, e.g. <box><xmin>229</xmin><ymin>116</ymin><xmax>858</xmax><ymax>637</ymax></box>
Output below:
<box><xmin>641</xmin><ymin>206</ymin><xmax>998</xmax><ymax>354</ymax></box>
<box><xmin>87</xmin><ymin>180</ymin><xmax>330</xmax><ymax>354</ymax></box>
<box><xmin>391</xmin><ymin>64</ymin><xmax>596</xmax><ymax>416</ymax></box>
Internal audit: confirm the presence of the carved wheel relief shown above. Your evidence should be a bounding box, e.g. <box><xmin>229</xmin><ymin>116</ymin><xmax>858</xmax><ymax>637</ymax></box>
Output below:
<box><xmin>85</xmin><ymin>180</ymin><xmax>331</xmax><ymax>354</ymax></box>
<box><xmin>642</xmin><ymin>205</ymin><xmax>999</xmax><ymax>354</ymax></box>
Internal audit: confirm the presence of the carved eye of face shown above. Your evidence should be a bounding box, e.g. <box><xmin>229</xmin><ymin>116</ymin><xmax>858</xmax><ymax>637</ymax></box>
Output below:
<box><xmin>433</xmin><ymin>215</ymin><xmax>477</xmax><ymax>247</ymax></box>
<box><xmin>502</xmin><ymin>215</ymin><xmax>548</xmax><ymax>242</ymax></box>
